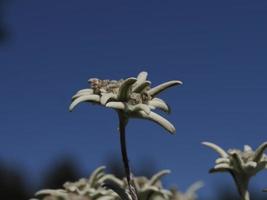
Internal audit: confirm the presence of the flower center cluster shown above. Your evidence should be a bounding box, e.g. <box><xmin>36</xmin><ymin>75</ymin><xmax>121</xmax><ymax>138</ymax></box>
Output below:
<box><xmin>89</xmin><ymin>78</ymin><xmax>152</xmax><ymax>105</ymax></box>
<box><xmin>89</xmin><ymin>78</ymin><xmax>123</xmax><ymax>94</ymax></box>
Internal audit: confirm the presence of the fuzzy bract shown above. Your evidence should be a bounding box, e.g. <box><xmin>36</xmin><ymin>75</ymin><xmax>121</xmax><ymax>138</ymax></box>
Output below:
<box><xmin>69</xmin><ymin>72</ymin><xmax>182</xmax><ymax>133</ymax></box>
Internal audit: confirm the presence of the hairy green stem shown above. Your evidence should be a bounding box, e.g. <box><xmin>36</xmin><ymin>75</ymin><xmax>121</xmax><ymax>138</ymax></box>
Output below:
<box><xmin>118</xmin><ymin>112</ymin><xmax>138</xmax><ymax>200</ymax></box>
<box><xmin>231</xmin><ymin>172</ymin><xmax>250</xmax><ymax>200</ymax></box>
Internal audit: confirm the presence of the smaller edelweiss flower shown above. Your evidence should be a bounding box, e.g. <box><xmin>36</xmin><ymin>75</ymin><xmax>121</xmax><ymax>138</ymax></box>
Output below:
<box><xmin>103</xmin><ymin>170</ymin><xmax>173</xmax><ymax>200</ymax></box>
<box><xmin>33</xmin><ymin>166</ymin><xmax>121</xmax><ymax>200</ymax></box>
<box><xmin>170</xmin><ymin>181</ymin><xmax>203</xmax><ymax>200</ymax></box>
<box><xmin>131</xmin><ymin>170</ymin><xmax>172</xmax><ymax>200</ymax></box>
<box><xmin>69</xmin><ymin>71</ymin><xmax>182</xmax><ymax>133</ymax></box>
<box><xmin>202</xmin><ymin>141</ymin><xmax>267</xmax><ymax>200</ymax></box>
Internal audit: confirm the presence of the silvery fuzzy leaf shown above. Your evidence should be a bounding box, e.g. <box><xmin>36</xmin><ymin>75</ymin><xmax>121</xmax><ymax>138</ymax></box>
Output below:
<box><xmin>35</xmin><ymin>189</ymin><xmax>68</xmax><ymax>198</ymax></box>
<box><xmin>100</xmin><ymin>93</ymin><xmax>117</xmax><ymax>105</ymax></box>
<box><xmin>147</xmin><ymin>170</ymin><xmax>170</xmax><ymax>186</ymax></box>
<box><xmin>148</xmin><ymin>98</ymin><xmax>170</xmax><ymax>113</ymax></box>
<box><xmin>253</xmin><ymin>142</ymin><xmax>267</xmax><ymax>162</ymax></box>
<box><xmin>136</xmin><ymin>71</ymin><xmax>148</xmax><ymax>83</ymax></box>
<box><xmin>117</xmin><ymin>78</ymin><xmax>137</xmax><ymax>101</ymax></box>
<box><xmin>88</xmin><ymin>166</ymin><xmax>106</xmax><ymax>186</ymax></box>
<box><xmin>72</xmin><ymin>89</ymin><xmax>94</xmax><ymax>100</ymax></box>
<box><xmin>69</xmin><ymin>94</ymin><xmax>100</xmax><ymax>111</ymax></box>
<box><xmin>147</xmin><ymin>80</ymin><xmax>182</xmax><ymax>97</ymax></box>
<box><xmin>106</xmin><ymin>102</ymin><xmax>126</xmax><ymax>110</ymax></box>
<box><xmin>202</xmin><ymin>142</ymin><xmax>228</xmax><ymax>158</ymax></box>
<box><xmin>215</xmin><ymin>157</ymin><xmax>230</xmax><ymax>164</ymax></box>
<box><xmin>130</xmin><ymin>104</ymin><xmax>151</xmax><ymax>115</ymax></box>
<box><xmin>77</xmin><ymin>88</ymin><xmax>94</xmax><ymax>94</ymax></box>
<box><xmin>186</xmin><ymin>181</ymin><xmax>204</xmax><ymax>195</ymax></box>
<box><xmin>244</xmin><ymin>161</ymin><xmax>257</xmax><ymax>169</ymax></box>
<box><xmin>98</xmin><ymin>175</ymin><xmax>124</xmax><ymax>188</ymax></box>
<box><xmin>137</xmin><ymin>111</ymin><xmax>175</xmax><ymax>134</ymax></box>
<box><xmin>133</xmin><ymin>81</ymin><xmax>151</xmax><ymax>93</ymax></box>
<box><xmin>171</xmin><ymin>181</ymin><xmax>203</xmax><ymax>200</ymax></box>
<box><xmin>132</xmin><ymin>72</ymin><xmax>149</xmax><ymax>92</ymax></box>
<box><xmin>231</xmin><ymin>152</ymin><xmax>245</xmax><ymax>172</ymax></box>
<box><xmin>88</xmin><ymin>78</ymin><xmax>99</xmax><ymax>83</ymax></box>
<box><xmin>214</xmin><ymin>163</ymin><xmax>232</xmax><ymax>170</ymax></box>
<box><xmin>244</xmin><ymin>145</ymin><xmax>253</xmax><ymax>152</ymax></box>
<box><xmin>132</xmin><ymin>177</ymin><xmax>148</xmax><ymax>191</ymax></box>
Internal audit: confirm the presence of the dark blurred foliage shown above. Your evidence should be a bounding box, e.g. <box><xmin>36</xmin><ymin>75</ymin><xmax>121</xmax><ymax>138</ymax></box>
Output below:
<box><xmin>0</xmin><ymin>0</ymin><xmax>10</xmax><ymax>45</ymax></box>
<box><xmin>0</xmin><ymin>161</ymin><xmax>30</xmax><ymax>200</ymax></box>
<box><xmin>41</xmin><ymin>158</ymin><xmax>81</xmax><ymax>189</ymax></box>
<box><xmin>0</xmin><ymin>157</ymin><xmax>267</xmax><ymax>200</ymax></box>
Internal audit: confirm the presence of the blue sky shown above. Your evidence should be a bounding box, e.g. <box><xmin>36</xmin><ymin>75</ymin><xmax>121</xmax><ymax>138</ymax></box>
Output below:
<box><xmin>1</xmin><ymin>0</ymin><xmax>267</xmax><ymax>197</ymax></box>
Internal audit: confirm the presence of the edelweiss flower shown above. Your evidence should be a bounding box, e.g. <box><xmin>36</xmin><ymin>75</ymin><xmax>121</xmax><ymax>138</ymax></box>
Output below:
<box><xmin>132</xmin><ymin>170</ymin><xmax>172</xmax><ymax>200</ymax></box>
<box><xmin>203</xmin><ymin>141</ymin><xmax>267</xmax><ymax>200</ymax></box>
<box><xmin>103</xmin><ymin>170</ymin><xmax>174</xmax><ymax>200</ymax></box>
<box><xmin>32</xmin><ymin>166</ymin><xmax>121</xmax><ymax>200</ymax></box>
<box><xmin>69</xmin><ymin>71</ymin><xmax>182</xmax><ymax>133</ymax></box>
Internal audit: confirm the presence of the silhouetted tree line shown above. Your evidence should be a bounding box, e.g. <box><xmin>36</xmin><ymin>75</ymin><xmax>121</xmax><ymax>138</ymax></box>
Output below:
<box><xmin>0</xmin><ymin>155</ymin><xmax>266</xmax><ymax>200</ymax></box>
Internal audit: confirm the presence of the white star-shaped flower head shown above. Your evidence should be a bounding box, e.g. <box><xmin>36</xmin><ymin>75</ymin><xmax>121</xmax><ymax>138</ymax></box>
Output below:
<box><xmin>203</xmin><ymin>141</ymin><xmax>267</xmax><ymax>200</ymax></box>
<box><xmin>69</xmin><ymin>71</ymin><xmax>182</xmax><ymax>133</ymax></box>
<box><xmin>202</xmin><ymin>141</ymin><xmax>267</xmax><ymax>177</ymax></box>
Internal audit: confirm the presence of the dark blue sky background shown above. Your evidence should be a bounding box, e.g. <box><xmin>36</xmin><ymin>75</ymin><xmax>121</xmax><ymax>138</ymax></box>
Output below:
<box><xmin>1</xmin><ymin>0</ymin><xmax>267</xmax><ymax>197</ymax></box>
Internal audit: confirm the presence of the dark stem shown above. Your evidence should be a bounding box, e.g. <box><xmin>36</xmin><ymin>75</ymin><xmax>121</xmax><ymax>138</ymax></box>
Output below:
<box><xmin>118</xmin><ymin>112</ymin><xmax>138</xmax><ymax>200</ymax></box>
<box><xmin>231</xmin><ymin>172</ymin><xmax>250</xmax><ymax>200</ymax></box>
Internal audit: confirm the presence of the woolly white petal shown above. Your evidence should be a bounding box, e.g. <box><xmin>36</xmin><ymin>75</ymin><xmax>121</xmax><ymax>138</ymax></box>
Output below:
<box><xmin>76</xmin><ymin>88</ymin><xmax>94</xmax><ymax>94</ymax></box>
<box><xmin>148</xmin><ymin>80</ymin><xmax>182</xmax><ymax>97</ymax></box>
<box><xmin>137</xmin><ymin>71</ymin><xmax>148</xmax><ymax>81</ymax></box>
<box><xmin>133</xmin><ymin>81</ymin><xmax>151</xmax><ymax>93</ymax></box>
<box><xmin>100</xmin><ymin>93</ymin><xmax>117</xmax><ymax>105</ymax></box>
<box><xmin>98</xmin><ymin>174</ymin><xmax>124</xmax><ymax>187</ymax></box>
<box><xmin>244</xmin><ymin>145</ymin><xmax>253</xmax><ymax>152</ymax></box>
<box><xmin>69</xmin><ymin>94</ymin><xmax>100</xmax><ymax>111</ymax></box>
<box><xmin>215</xmin><ymin>157</ymin><xmax>230</xmax><ymax>164</ymax></box>
<box><xmin>138</xmin><ymin>111</ymin><xmax>175</xmax><ymax>134</ymax></box>
<box><xmin>72</xmin><ymin>89</ymin><xmax>94</xmax><ymax>100</ymax></box>
<box><xmin>244</xmin><ymin>161</ymin><xmax>257</xmax><ymax>169</ymax></box>
<box><xmin>106</xmin><ymin>102</ymin><xmax>125</xmax><ymax>110</ymax></box>
<box><xmin>147</xmin><ymin>170</ymin><xmax>170</xmax><ymax>186</ymax></box>
<box><xmin>210</xmin><ymin>166</ymin><xmax>232</xmax><ymax>173</ymax></box>
<box><xmin>231</xmin><ymin>152</ymin><xmax>245</xmax><ymax>171</ymax></box>
<box><xmin>214</xmin><ymin>163</ymin><xmax>231</xmax><ymax>169</ymax></box>
<box><xmin>117</xmin><ymin>77</ymin><xmax>137</xmax><ymax>101</ymax></box>
<box><xmin>35</xmin><ymin>189</ymin><xmax>67</xmax><ymax>198</ymax></box>
<box><xmin>186</xmin><ymin>181</ymin><xmax>204</xmax><ymax>195</ymax></box>
<box><xmin>253</xmin><ymin>142</ymin><xmax>267</xmax><ymax>162</ymax></box>
<box><xmin>132</xmin><ymin>71</ymin><xmax>148</xmax><ymax>91</ymax></box>
<box><xmin>88</xmin><ymin>166</ymin><xmax>106</xmax><ymax>186</ymax></box>
<box><xmin>148</xmin><ymin>98</ymin><xmax>170</xmax><ymax>113</ymax></box>
<box><xmin>202</xmin><ymin>142</ymin><xmax>228</xmax><ymax>158</ymax></box>
<box><xmin>131</xmin><ymin>104</ymin><xmax>151</xmax><ymax>115</ymax></box>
